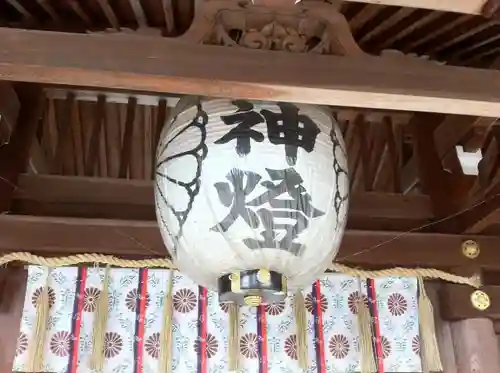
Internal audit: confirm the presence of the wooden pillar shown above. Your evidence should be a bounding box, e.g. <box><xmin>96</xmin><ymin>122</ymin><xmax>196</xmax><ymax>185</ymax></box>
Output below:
<box><xmin>427</xmin><ymin>282</ymin><xmax>458</xmax><ymax>373</ymax></box>
<box><xmin>451</xmin><ymin>318</ymin><xmax>500</xmax><ymax>373</ymax></box>
<box><xmin>0</xmin><ymin>268</ymin><xmax>28</xmax><ymax>372</ymax></box>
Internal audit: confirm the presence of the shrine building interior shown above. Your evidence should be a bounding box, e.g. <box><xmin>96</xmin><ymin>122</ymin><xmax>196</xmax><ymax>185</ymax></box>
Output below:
<box><xmin>3</xmin><ymin>0</ymin><xmax>500</xmax><ymax>371</ymax></box>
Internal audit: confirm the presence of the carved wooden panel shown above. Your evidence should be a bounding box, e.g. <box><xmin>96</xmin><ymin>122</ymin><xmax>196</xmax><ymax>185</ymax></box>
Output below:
<box><xmin>181</xmin><ymin>0</ymin><xmax>364</xmax><ymax>56</ymax></box>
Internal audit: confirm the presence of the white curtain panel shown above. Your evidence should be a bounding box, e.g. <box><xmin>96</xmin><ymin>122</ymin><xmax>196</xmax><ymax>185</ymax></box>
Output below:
<box><xmin>13</xmin><ymin>266</ymin><xmax>422</xmax><ymax>373</ymax></box>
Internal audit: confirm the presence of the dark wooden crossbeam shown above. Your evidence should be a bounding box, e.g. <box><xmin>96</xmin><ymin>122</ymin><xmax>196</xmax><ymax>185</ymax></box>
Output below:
<box><xmin>441</xmin><ymin>283</ymin><xmax>500</xmax><ymax>320</ymax></box>
<box><xmin>0</xmin><ymin>213</ymin><xmax>499</xmax><ymax>269</ymax></box>
<box><xmin>5</xmin><ymin>173</ymin><xmax>499</xmax><ymax>269</ymax></box>
<box><xmin>2</xmin><ymin>28</ymin><xmax>500</xmax><ymax>115</ymax></box>
<box><xmin>12</xmin><ymin>174</ymin><xmax>433</xmax><ymax>231</ymax></box>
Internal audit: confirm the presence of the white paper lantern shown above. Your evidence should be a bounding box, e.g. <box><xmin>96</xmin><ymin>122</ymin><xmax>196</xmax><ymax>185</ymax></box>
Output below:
<box><xmin>155</xmin><ymin>98</ymin><xmax>348</xmax><ymax>304</ymax></box>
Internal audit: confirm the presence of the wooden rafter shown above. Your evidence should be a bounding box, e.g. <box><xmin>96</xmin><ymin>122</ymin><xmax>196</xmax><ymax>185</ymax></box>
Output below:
<box><xmin>3</xmin><ymin>29</ymin><xmax>500</xmax><ymax>116</ymax></box>
<box><xmin>36</xmin><ymin>0</ymin><xmax>60</xmax><ymax>22</ymax></box>
<box><xmin>5</xmin><ymin>0</ymin><xmax>33</xmax><ymax>20</ymax></box>
<box><xmin>401</xmin><ymin>14</ymin><xmax>472</xmax><ymax>53</ymax></box>
<box><xmin>128</xmin><ymin>0</ymin><xmax>148</xmax><ymax>26</ymax></box>
<box><xmin>67</xmin><ymin>0</ymin><xmax>92</xmax><ymax>26</ymax></box>
<box><xmin>96</xmin><ymin>0</ymin><xmax>120</xmax><ymax>30</ymax></box>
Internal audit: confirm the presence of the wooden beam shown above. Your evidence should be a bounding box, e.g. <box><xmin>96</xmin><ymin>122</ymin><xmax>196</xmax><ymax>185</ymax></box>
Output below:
<box><xmin>5</xmin><ymin>0</ymin><xmax>33</xmax><ymax>20</ymax></box>
<box><xmin>4</xmin><ymin>29</ymin><xmax>500</xmax><ymax>116</ymax></box>
<box><xmin>410</xmin><ymin>113</ymin><xmax>449</xmax><ymax>215</ymax></box>
<box><xmin>343</xmin><ymin>0</ymin><xmax>487</xmax><ymax>15</ymax></box>
<box><xmin>441</xmin><ymin>283</ymin><xmax>500</xmax><ymax>320</ymax></box>
<box><xmin>0</xmin><ymin>215</ymin><xmax>166</xmax><ymax>257</ymax></box>
<box><xmin>13</xmin><ymin>174</ymin><xmax>156</xmax><ymax>220</ymax></box>
<box><xmin>12</xmin><ymin>174</ymin><xmax>433</xmax><ymax>229</ymax></box>
<box><xmin>1</xmin><ymin>213</ymin><xmax>500</xmax><ymax>268</ymax></box>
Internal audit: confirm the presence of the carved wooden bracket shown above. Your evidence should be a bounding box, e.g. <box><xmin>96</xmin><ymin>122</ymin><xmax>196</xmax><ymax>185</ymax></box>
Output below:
<box><xmin>181</xmin><ymin>0</ymin><xmax>365</xmax><ymax>56</ymax></box>
<box><xmin>180</xmin><ymin>0</ymin><xmax>443</xmax><ymax>69</ymax></box>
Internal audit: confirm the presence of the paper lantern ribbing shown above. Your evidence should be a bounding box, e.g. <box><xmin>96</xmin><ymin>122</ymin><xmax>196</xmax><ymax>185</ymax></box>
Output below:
<box><xmin>155</xmin><ymin>98</ymin><xmax>349</xmax><ymax>306</ymax></box>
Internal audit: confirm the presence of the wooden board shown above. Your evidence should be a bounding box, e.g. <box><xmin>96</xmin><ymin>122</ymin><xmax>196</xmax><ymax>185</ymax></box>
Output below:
<box><xmin>3</xmin><ymin>29</ymin><xmax>500</xmax><ymax>116</ymax></box>
<box><xmin>441</xmin><ymin>284</ymin><xmax>500</xmax><ymax>319</ymax></box>
<box><xmin>8</xmin><ymin>174</ymin><xmax>500</xmax><ymax>269</ymax></box>
<box><xmin>12</xmin><ymin>174</ymin><xmax>433</xmax><ymax>228</ymax></box>
<box><xmin>1</xmin><ymin>213</ymin><xmax>500</xmax><ymax>269</ymax></box>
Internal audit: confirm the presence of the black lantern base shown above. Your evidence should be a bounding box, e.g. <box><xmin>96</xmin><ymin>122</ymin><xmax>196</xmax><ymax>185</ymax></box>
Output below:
<box><xmin>218</xmin><ymin>269</ymin><xmax>287</xmax><ymax>307</ymax></box>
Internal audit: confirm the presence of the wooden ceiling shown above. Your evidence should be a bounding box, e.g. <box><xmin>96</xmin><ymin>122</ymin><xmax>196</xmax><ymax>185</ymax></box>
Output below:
<box><xmin>2</xmin><ymin>0</ymin><xmax>500</xmax><ymax>67</ymax></box>
<box><xmin>10</xmin><ymin>87</ymin><xmax>498</xmax><ymax>236</ymax></box>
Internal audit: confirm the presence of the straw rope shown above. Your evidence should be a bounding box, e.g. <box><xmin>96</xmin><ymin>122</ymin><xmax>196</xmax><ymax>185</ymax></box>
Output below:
<box><xmin>0</xmin><ymin>251</ymin><xmax>481</xmax><ymax>287</ymax></box>
<box><xmin>328</xmin><ymin>263</ymin><xmax>481</xmax><ymax>287</ymax></box>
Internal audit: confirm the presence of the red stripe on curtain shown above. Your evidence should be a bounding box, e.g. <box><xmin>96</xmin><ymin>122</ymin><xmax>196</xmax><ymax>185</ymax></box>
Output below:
<box><xmin>136</xmin><ymin>268</ymin><xmax>148</xmax><ymax>373</ymax></box>
<box><xmin>69</xmin><ymin>267</ymin><xmax>87</xmax><ymax>373</ymax></box>
<box><xmin>314</xmin><ymin>280</ymin><xmax>326</xmax><ymax>373</ymax></box>
<box><xmin>368</xmin><ymin>279</ymin><xmax>384</xmax><ymax>373</ymax></box>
